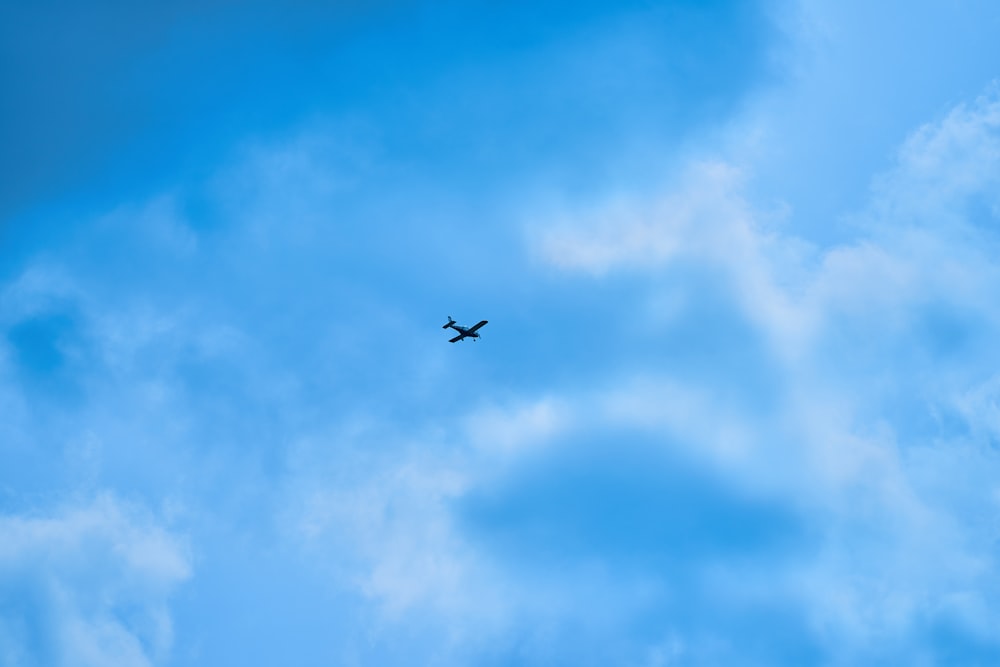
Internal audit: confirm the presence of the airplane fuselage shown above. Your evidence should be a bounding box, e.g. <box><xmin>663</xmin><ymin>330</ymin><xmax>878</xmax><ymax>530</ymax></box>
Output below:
<box><xmin>443</xmin><ymin>318</ymin><xmax>488</xmax><ymax>342</ymax></box>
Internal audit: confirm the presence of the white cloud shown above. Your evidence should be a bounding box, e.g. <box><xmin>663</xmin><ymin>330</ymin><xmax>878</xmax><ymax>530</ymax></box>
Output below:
<box><xmin>281</xmin><ymin>397</ymin><xmax>697</xmax><ymax>658</ymax></box>
<box><xmin>0</xmin><ymin>263</ymin><xmax>84</xmax><ymax>326</ymax></box>
<box><xmin>881</xmin><ymin>83</ymin><xmax>1000</xmax><ymax>221</ymax></box>
<box><xmin>530</xmin><ymin>159</ymin><xmax>814</xmax><ymax>362</ymax></box>
<box><xmin>462</xmin><ymin>396</ymin><xmax>571</xmax><ymax>459</ymax></box>
<box><xmin>0</xmin><ymin>495</ymin><xmax>190</xmax><ymax>667</ymax></box>
<box><xmin>285</xmin><ymin>416</ymin><xmax>512</xmax><ymax>620</ymax></box>
<box><xmin>533</xmin><ymin>161</ymin><xmax>746</xmax><ymax>274</ymax></box>
<box><xmin>517</xmin><ymin>84</ymin><xmax>1000</xmax><ymax>658</ymax></box>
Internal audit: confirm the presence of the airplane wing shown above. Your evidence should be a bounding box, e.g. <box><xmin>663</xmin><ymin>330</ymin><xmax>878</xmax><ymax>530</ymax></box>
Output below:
<box><xmin>467</xmin><ymin>320</ymin><xmax>488</xmax><ymax>334</ymax></box>
<box><xmin>449</xmin><ymin>334</ymin><xmax>464</xmax><ymax>343</ymax></box>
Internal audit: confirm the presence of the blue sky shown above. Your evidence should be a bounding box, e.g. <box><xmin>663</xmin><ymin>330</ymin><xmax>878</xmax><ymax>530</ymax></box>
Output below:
<box><xmin>3</xmin><ymin>1</ymin><xmax>1000</xmax><ymax>664</ymax></box>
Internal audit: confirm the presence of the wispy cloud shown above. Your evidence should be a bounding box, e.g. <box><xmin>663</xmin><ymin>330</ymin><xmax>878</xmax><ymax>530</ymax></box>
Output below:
<box><xmin>516</xmin><ymin>84</ymin><xmax>1000</xmax><ymax>662</ymax></box>
<box><xmin>0</xmin><ymin>496</ymin><xmax>189</xmax><ymax>667</ymax></box>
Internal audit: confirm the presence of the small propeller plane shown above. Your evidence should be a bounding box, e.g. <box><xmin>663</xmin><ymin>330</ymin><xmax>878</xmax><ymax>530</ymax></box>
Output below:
<box><xmin>442</xmin><ymin>316</ymin><xmax>488</xmax><ymax>343</ymax></box>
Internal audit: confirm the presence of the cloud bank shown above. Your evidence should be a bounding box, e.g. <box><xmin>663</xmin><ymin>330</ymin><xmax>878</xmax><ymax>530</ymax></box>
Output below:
<box><xmin>0</xmin><ymin>497</ymin><xmax>189</xmax><ymax>667</ymax></box>
<box><xmin>282</xmin><ymin>85</ymin><xmax>1000</xmax><ymax>664</ymax></box>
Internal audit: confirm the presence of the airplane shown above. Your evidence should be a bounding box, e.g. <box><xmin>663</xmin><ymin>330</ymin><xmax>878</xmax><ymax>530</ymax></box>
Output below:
<box><xmin>442</xmin><ymin>316</ymin><xmax>488</xmax><ymax>343</ymax></box>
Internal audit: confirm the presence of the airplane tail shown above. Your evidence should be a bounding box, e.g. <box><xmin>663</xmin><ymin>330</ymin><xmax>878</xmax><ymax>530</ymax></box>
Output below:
<box><xmin>442</xmin><ymin>316</ymin><xmax>456</xmax><ymax>329</ymax></box>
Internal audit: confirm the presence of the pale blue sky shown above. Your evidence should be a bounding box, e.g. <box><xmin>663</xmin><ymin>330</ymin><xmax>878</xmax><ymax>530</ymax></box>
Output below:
<box><xmin>3</xmin><ymin>1</ymin><xmax>1000</xmax><ymax>665</ymax></box>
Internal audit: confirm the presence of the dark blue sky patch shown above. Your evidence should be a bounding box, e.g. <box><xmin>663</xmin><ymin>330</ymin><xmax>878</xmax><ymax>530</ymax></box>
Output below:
<box><xmin>0</xmin><ymin>575</ymin><xmax>58</xmax><ymax>666</ymax></box>
<box><xmin>963</xmin><ymin>191</ymin><xmax>1000</xmax><ymax>234</ymax></box>
<box><xmin>5</xmin><ymin>311</ymin><xmax>91</xmax><ymax>402</ymax></box>
<box><xmin>7</xmin><ymin>314</ymin><xmax>73</xmax><ymax>375</ymax></box>
<box><xmin>0</xmin><ymin>0</ymin><xmax>776</xmax><ymax>232</ymax></box>
<box><xmin>0</xmin><ymin>0</ymin><xmax>402</xmax><ymax>219</ymax></box>
<box><xmin>458</xmin><ymin>436</ymin><xmax>806</xmax><ymax>571</ymax></box>
<box><xmin>917</xmin><ymin>612</ymin><xmax>1000</xmax><ymax>666</ymax></box>
<box><xmin>913</xmin><ymin>300</ymin><xmax>983</xmax><ymax>361</ymax></box>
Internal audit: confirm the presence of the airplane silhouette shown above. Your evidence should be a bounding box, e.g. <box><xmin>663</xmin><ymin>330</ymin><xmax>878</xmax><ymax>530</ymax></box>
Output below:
<box><xmin>442</xmin><ymin>316</ymin><xmax>488</xmax><ymax>343</ymax></box>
